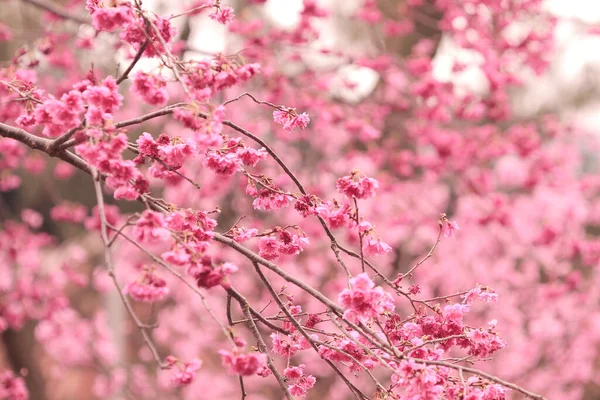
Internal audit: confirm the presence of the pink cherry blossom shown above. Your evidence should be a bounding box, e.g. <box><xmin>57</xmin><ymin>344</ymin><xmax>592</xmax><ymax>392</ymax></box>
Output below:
<box><xmin>273</xmin><ymin>109</ymin><xmax>310</xmax><ymax>131</ymax></box>
<box><xmin>218</xmin><ymin>350</ymin><xmax>267</xmax><ymax>376</ymax></box>
<box><xmin>209</xmin><ymin>6</ymin><xmax>235</xmax><ymax>25</ymax></box>
<box><xmin>338</xmin><ymin>273</ymin><xmax>395</xmax><ymax>322</ymax></box>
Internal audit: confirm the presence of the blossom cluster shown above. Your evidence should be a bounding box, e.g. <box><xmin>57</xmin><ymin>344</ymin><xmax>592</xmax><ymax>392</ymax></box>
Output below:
<box><xmin>0</xmin><ymin>0</ymin><xmax>595</xmax><ymax>399</ymax></box>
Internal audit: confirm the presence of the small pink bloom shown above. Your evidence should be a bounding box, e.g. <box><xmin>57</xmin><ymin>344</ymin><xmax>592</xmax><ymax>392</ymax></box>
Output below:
<box><xmin>209</xmin><ymin>6</ymin><xmax>235</xmax><ymax>25</ymax></box>
<box><xmin>443</xmin><ymin>220</ymin><xmax>460</xmax><ymax>238</ymax></box>
<box><xmin>236</xmin><ymin>147</ymin><xmax>268</xmax><ymax>166</ymax></box>
<box><xmin>336</xmin><ymin>171</ymin><xmax>379</xmax><ymax>199</ymax></box>
<box><xmin>21</xmin><ymin>209</ymin><xmax>43</xmax><ymax>229</ymax></box>
<box><xmin>363</xmin><ymin>237</ymin><xmax>392</xmax><ymax>256</ymax></box>
<box><xmin>273</xmin><ymin>109</ymin><xmax>310</xmax><ymax>131</ymax></box>
<box><xmin>170</xmin><ymin>358</ymin><xmax>202</xmax><ymax>386</ymax></box>
<box><xmin>124</xmin><ymin>271</ymin><xmax>169</xmax><ymax>302</ymax></box>
<box><xmin>218</xmin><ymin>350</ymin><xmax>267</xmax><ymax>376</ymax></box>
<box><xmin>338</xmin><ymin>273</ymin><xmax>394</xmax><ymax>322</ymax></box>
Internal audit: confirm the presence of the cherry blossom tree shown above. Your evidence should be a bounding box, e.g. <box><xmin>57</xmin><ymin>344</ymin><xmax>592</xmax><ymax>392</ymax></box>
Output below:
<box><xmin>0</xmin><ymin>0</ymin><xmax>598</xmax><ymax>399</ymax></box>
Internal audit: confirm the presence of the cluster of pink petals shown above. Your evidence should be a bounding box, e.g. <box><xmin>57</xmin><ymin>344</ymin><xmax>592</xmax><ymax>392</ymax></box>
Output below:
<box><xmin>88</xmin><ymin>1</ymin><xmax>177</xmax><ymax>59</ymax></box>
<box><xmin>87</xmin><ymin>1</ymin><xmax>135</xmax><ymax>32</ymax></box>
<box><xmin>76</xmin><ymin>130</ymin><xmax>149</xmax><ymax>200</ymax></box>
<box><xmin>443</xmin><ymin>219</ymin><xmax>460</xmax><ymax>238</ymax></box>
<box><xmin>166</xmin><ymin>357</ymin><xmax>202</xmax><ymax>387</ymax></box>
<box><xmin>209</xmin><ymin>5</ymin><xmax>235</xmax><ymax>25</ymax></box>
<box><xmin>251</xmin><ymin>187</ymin><xmax>294</xmax><ymax>211</ymax></box>
<box><xmin>124</xmin><ymin>270</ymin><xmax>169</xmax><ymax>302</ymax></box>
<box><xmin>338</xmin><ymin>273</ymin><xmax>395</xmax><ymax>322</ymax></box>
<box><xmin>316</xmin><ymin>200</ymin><xmax>352</xmax><ymax>229</ymax></box>
<box><xmin>204</xmin><ymin>138</ymin><xmax>267</xmax><ymax>176</ymax></box>
<box><xmin>283</xmin><ymin>364</ymin><xmax>316</xmax><ymax>397</ymax></box>
<box><xmin>0</xmin><ymin>222</ymin><xmax>58</xmax><ymax>331</ymax></box>
<box><xmin>363</xmin><ymin>236</ymin><xmax>393</xmax><ymax>256</ymax></box>
<box><xmin>181</xmin><ymin>58</ymin><xmax>261</xmax><ymax>103</ymax></box>
<box><xmin>131</xmin><ymin>71</ymin><xmax>169</xmax><ymax>106</ymax></box>
<box><xmin>391</xmin><ymin>360</ymin><xmax>448</xmax><ymax>399</ymax></box>
<box><xmin>84</xmin><ymin>205</ymin><xmax>122</xmax><ymax>233</ymax></box>
<box><xmin>318</xmin><ymin>332</ymin><xmax>375</xmax><ymax>372</ymax></box>
<box><xmin>467</xmin><ymin>329</ymin><xmax>507</xmax><ymax>357</ymax></box>
<box><xmin>192</xmin><ymin>260</ymin><xmax>238</xmax><ymax>289</ymax></box>
<box><xmin>0</xmin><ymin>23</ymin><xmax>12</xmax><ymax>41</ymax></box>
<box><xmin>463</xmin><ymin>285</ymin><xmax>499</xmax><ymax>305</ymax></box>
<box><xmin>0</xmin><ymin>0</ymin><xmax>588</xmax><ymax>398</ymax></box>
<box><xmin>136</xmin><ymin>132</ymin><xmax>197</xmax><ymax>178</ymax></box>
<box><xmin>230</xmin><ymin>227</ymin><xmax>259</xmax><ymax>243</ymax></box>
<box><xmin>293</xmin><ymin>194</ymin><xmax>319</xmax><ymax>218</ymax></box>
<box><xmin>0</xmin><ymin>370</ymin><xmax>28</xmax><ymax>400</ymax></box>
<box><xmin>132</xmin><ymin>210</ymin><xmax>171</xmax><ymax>244</ymax></box>
<box><xmin>218</xmin><ymin>350</ymin><xmax>267</xmax><ymax>376</ymax></box>
<box><xmin>445</xmin><ymin>379</ymin><xmax>509</xmax><ymax>400</ymax></box>
<box><xmin>164</xmin><ymin>208</ymin><xmax>216</xmax><ymax>243</ymax></box>
<box><xmin>258</xmin><ymin>228</ymin><xmax>309</xmax><ymax>260</ymax></box>
<box><xmin>273</xmin><ymin>108</ymin><xmax>310</xmax><ymax>131</ymax></box>
<box><xmin>271</xmin><ymin>332</ymin><xmax>313</xmax><ymax>358</ymax></box>
<box><xmin>336</xmin><ymin>171</ymin><xmax>379</xmax><ymax>199</ymax></box>
<box><xmin>28</xmin><ymin>90</ymin><xmax>84</xmax><ymax>137</ymax></box>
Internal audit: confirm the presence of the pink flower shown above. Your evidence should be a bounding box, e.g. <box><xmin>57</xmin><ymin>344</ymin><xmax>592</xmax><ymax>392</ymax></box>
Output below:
<box><xmin>271</xmin><ymin>333</ymin><xmax>312</xmax><ymax>358</ymax></box>
<box><xmin>236</xmin><ymin>63</ymin><xmax>261</xmax><ymax>80</ymax></box>
<box><xmin>136</xmin><ymin>132</ymin><xmax>160</xmax><ymax>158</ymax></box>
<box><xmin>278</xmin><ymin>230</ymin><xmax>309</xmax><ymax>255</ymax></box>
<box><xmin>124</xmin><ymin>271</ymin><xmax>169</xmax><ymax>302</ymax></box>
<box><xmin>85</xmin><ymin>205</ymin><xmax>121</xmax><ymax>231</ymax></box>
<box><xmin>363</xmin><ymin>237</ymin><xmax>392</xmax><ymax>256</ymax></box>
<box><xmin>258</xmin><ymin>236</ymin><xmax>280</xmax><ymax>260</ymax></box>
<box><xmin>209</xmin><ymin>6</ymin><xmax>235</xmax><ymax>25</ymax></box>
<box><xmin>132</xmin><ymin>210</ymin><xmax>171</xmax><ymax>244</ymax></box>
<box><xmin>289</xmin><ymin>375</ymin><xmax>316</xmax><ymax>397</ymax></box>
<box><xmin>204</xmin><ymin>151</ymin><xmax>241</xmax><ymax>175</ymax></box>
<box><xmin>463</xmin><ymin>285</ymin><xmax>499</xmax><ymax>305</ymax></box>
<box><xmin>316</xmin><ymin>200</ymin><xmax>351</xmax><ymax>229</ymax></box>
<box><xmin>54</xmin><ymin>162</ymin><xmax>76</xmax><ymax>180</ymax></box>
<box><xmin>21</xmin><ymin>209</ymin><xmax>43</xmax><ymax>229</ymax></box>
<box><xmin>0</xmin><ymin>23</ymin><xmax>12</xmax><ymax>41</ymax></box>
<box><xmin>236</xmin><ymin>147</ymin><xmax>268</xmax><ymax>166</ymax></box>
<box><xmin>231</xmin><ymin>227</ymin><xmax>258</xmax><ymax>243</ymax></box>
<box><xmin>194</xmin><ymin>261</ymin><xmax>238</xmax><ymax>289</ymax></box>
<box><xmin>273</xmin><ymin>109</ymin><xmax>310</xmax><ymax>131</ymax></box>
<box><xmin>258</xmin><ymin>229</ymin><xmax>309</xmax><ymax>259</ymax></box>
<box><xmin>283</xmin><ymin>364</ymin><xmax>316</xmax><ymax>397</ymax></box>
<box><xmin>51</xmin><ymin>203</ymin><xmax>87</xmax><ymax>223</ymax></box>
<box><xmin>218</xmin><ymin>350</ymin><xmax>267</xmax><ymax>376</ymax></box>
<box><xmin>338</xmin><ymin>273</ymin><xmax>394</xmax><ymax>322</ymax></box>
<box><xmin>284</xmin><ymin>365</ymin><xmax>304</xmax><ymax>380</ymax></box>
<box><xmin>157</xmin><ymin>135</ymin><xmax>196</xmax><ymax>169</ymax></box>
<box><xmin>161</xmin><ymin>248</ymin><xmax>191</xmax><ymax>266</ymax></box>
<box><xmin>87</xmin><ymin>2</ymin><xmax>135</xmax><ymax>32</ymax></box>
<box><xmin>467</xmin><ymin>329</ymin><xmax>506</xmax><ymax>357</ymax></box>
<box><xmin>443</xmin><ymin>220</ymin><xmax>460</xmax><ymax>238</ymax></box>
<box><xmin>83</xmin><ymin>76</ymin><xmax>123</xmax><ymax>114</ymax></box>
<box><xmin>336</xmin><ymin>171</ymin><xmax>379</xmax><ymax>199</ymax></box>
<box><xmin>0</xmin><ymin>370</ymin><xmax>28</xmax><ymax>400</ymax></box>
<box><xmin>252</xmin><ymin>189</ymin><xmax>293</xmax><ymax>211</ymax></box>
<box><xmin>170</xmin><ymin>358</ymin><xmax>202</xmax><ymax>386</ymax></box>
<box><xmin>122</xmin><ymin>16</ymin><xmax>176</xmax><ymax>58</ymax></box>
<box><xmin>131</xmin><ymin>71</ymin><xmax>169</xmax><ymax>106</ymax></box>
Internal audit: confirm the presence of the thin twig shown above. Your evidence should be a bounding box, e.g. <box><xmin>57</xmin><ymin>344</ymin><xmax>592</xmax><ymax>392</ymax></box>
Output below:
<box><xmin>228</xmin><ymin>289</ymin><xmax>293</xmax><ymax>400</ymax></box>
<box><xmin>401</xmin><ymin>224</ymin><xmax>443</xmax><ymax>278</ymax></box>
<box><xmin>116</xmin><ymin>41</ymin><xmax>150</xmax><ymax>85</ymax></box>
<box><xmin>252</xmin><ymin>261</ymin><xmax>367</xmax><ymax>400</ymax></box>
<box><xmin>91</xmin><ymin>167</ymin><xmax>165</xmax><ymax>369</ymax></box>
